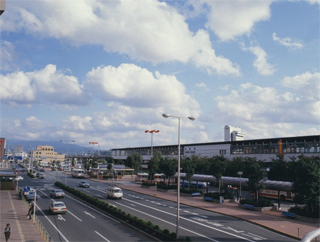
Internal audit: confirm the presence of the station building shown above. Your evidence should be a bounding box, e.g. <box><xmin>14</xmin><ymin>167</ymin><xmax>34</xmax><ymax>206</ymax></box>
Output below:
<box><xmin>111</xmin><ymin>134</ymin><xmax>320</xmax><ymax>165</ymax></box>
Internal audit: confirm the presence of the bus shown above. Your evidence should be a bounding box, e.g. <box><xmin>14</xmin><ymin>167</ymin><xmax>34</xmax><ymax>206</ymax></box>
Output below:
<box><xmin>135</xmin><ymin>173</ymin><xmax>148</xmax><ymax>182</ymax></box>
<box><xmin>259</xmin><ymin>189</ymin><xmax>295</xmax><ymax>201</ymax></box>
<box><xmin>71</xmin><ymin>169</ymin><xmax>85</xmax><ymax>178</ymax></box>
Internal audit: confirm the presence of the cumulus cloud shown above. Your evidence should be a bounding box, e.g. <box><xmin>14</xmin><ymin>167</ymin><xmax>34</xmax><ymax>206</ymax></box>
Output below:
<box><xmin>0</xmin><ymin>41</ymin><xmax>18</xmax><ymax>71</ymax></box>
<box><xmin>272</xmin><ymin>33</ymin><xmax>304</xmax><ymax>50</ymax></box>
<box><xmin>84</xmin><ymin>63</ymin><xmax>200</xmax><ymax>110</ymax></box>
<box><xmin>195</xmin><ymin>82</ymin><xmax>209</xmax><ymax>91</ymax></box>
<box><xmin>0</xmin><ymin>64</ymin><xmax>89</xmax><ymax>106</ymax></box>
<box><xmin>241</xmin><ymin>44</ymin><xmax>276</xmax><ymax>75</ymax></box>
<box><xmin>0</xmin><ymin>0</ymin><xmax>239</xmax><ymax>76</ymax></box>
<box><xmin>188</xmin><ymin>0</ymin><xmax>274</xmax><ymax>41</ymax></box>
<box><xmin>215</xmin><ymin>72</ymin><xmax>320</xmax><ymax>135</ymax></box>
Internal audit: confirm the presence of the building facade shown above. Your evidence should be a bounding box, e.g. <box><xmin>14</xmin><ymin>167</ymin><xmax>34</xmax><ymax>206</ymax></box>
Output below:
<box><xmin>0</xmin><ymin>138</ymin><xmax>5</xmax><ymax>166</ymax></box>
<box><xmin>30</xmin><ymin>145</ymin><xmax>65</xmax><ymax>166</ymax></box>
<box><xmin>111</xmin><ymin>135</ymin><xmax>320</xmax><ymax>164</ymax></box>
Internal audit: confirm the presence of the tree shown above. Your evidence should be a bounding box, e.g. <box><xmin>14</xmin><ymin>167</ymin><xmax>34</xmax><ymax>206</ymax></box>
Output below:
<box><xmin>209</xmin><ymin>156</ymin><xmax>228</xmax><ymax>194</ymax></box>
<box><xmin>125</xmin><ymin>152</ymin><xmax>143</xmax><ymax>173</ymax></box>
<box><xmin>268</xmin><ymin>155</ymin><xmax>288</xmax><ymax>181</ymax></box>
<box><xmin>193</xmin><ymin>156</ymin><xmax>210</xmax><ymax>175</ymax></box>
<box><xmin>148</xmin><ymin>151</ymin><xmax>162</xmax><ymax>180</ymax></box>
<box><xmin>292</xmin><ymin>156</ymin><xmax>320</xmax><ymax>214</ymax></box>
<box><xmin>243</xmin><ymin>158</ymin><xmax>265</xmax><ymax>202</ymax></box>
<box><xmin>181</xmin><ymin>157</ymin><xmax>196</xmax><ymax>190</ymax></box>
<box><xmin>106</xmin><ymin>157</ymin><xmax>115</xmax><ymax>164</ymax></box>
<box><xmin>225</xmin><ymin>157</ymin><xmax>245</xmax><ymax>177</ymax></box>
<box><xmin>159</xmin><ymin>157</ymin><xmax>177</xmax><ymax>186</ymax></box>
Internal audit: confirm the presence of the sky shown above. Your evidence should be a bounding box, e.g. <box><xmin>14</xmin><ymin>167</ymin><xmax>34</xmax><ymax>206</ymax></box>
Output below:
<box><xmin>0</xmin><ymin>0</ymin><xmax>319</xmax><ymax>151</ymax></box>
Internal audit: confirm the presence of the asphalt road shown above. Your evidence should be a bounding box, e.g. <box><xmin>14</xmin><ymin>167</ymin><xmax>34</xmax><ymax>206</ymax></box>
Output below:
<box><xmin>18</xmin><ymin>168</ymin><xmax>298</xmax><ymax>242</ymax></box>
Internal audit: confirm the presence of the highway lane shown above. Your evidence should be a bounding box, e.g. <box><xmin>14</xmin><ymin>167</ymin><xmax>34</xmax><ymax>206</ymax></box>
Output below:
<box><xmin>17</xmin><ymin>171</ymin><xmax>155</xmax><ymax>242</ymax></box>
<box><xmin>20</xmin><ymin>170</ymin><xmax>298</xmax><ymax>242</ymax></box>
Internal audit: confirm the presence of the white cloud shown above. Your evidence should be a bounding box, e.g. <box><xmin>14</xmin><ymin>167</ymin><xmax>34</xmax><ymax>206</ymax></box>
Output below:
<box><xmin>272</xmin><ymin>33</ymin><xmax>304</xmax><ymax>50</ymax></box>
<box><xmin>0</xmin><ymin>64</ymin><xmax>89</xmax><ymax>106</ymax></box>
<box><xmin>195</xmin><ymin>82</ymin><xmax>209</xmax><ymax>91</ymax></box>
<box><xmin>241</xmin><ymin>44</ymin><xmax>276</xmax><ymax>75</ymax></box>
<box><xmin>84</xmin><ymin>63</ymin><xmax>200</xmax><ymax>110</ymax></box>
<box><xmin>188</xmin><ymin>0</ymin><xmax>274</xmax><ymax>41</ymax></box>
<box><xmin>306</xmin><ymin>0</ymin><xmax>320</xmax><ymax>5</ymax></box>
<box><xmin>1</xmin><ymin>0</ymin><xmax>240</xmax><ymax>76</ymax></box>
<box><xmin>215</xmin><ymin>73</ymin><xmax>320</xmax><ymax>134</ymax></box>
<box><xmin>282</xmin><ymin>72</ymin><xmax>320</xmax><ymax>101</ymax></box>
<box><xmin>0</xmin><ymin>41</ymin><xmax>18</xmax><ymax>71</ymax></box>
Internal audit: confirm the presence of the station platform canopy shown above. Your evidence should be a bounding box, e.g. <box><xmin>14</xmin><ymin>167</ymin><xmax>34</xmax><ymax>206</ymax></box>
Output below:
<box><xmin>173</xmin><ymin>173</ymin><xmax>292</xmax><ymax>191</ymax></box>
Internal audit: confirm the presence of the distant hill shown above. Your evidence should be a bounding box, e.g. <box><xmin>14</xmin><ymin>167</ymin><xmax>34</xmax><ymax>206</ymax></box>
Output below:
<box><xmin>4</xmin><ymin>139</ymin><xmax>107</xmax><ymax>156</ymax></box>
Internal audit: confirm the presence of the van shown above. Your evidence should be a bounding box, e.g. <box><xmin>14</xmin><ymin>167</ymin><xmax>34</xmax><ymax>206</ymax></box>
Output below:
<box><xmin>107</xmin><ymin>186</ymin><xmax>123</xmax><ymax>199</ymax></box>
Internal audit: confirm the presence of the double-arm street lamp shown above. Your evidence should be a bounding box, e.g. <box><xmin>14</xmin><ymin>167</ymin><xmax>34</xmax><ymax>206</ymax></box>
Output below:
<box><xmin>162</xmin><ymin>113</ymin><xmax>196</xmax><ymax>240</ymax></box>
<box><xmin>60</xmin><ymin>140</ymin><xmax>75</xmax><ymax>184</ymax></box>
<box><xmin>145</xmin><ymin>130</ymin><xmax>159</xmax><ymax>157</ymax></box>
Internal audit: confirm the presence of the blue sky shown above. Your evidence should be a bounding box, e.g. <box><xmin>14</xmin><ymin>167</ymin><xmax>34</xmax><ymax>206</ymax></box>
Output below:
<box><xmin>1</xmin><ymin>0</ymin><xmax>319</xmax><ymax>150</ymax></box>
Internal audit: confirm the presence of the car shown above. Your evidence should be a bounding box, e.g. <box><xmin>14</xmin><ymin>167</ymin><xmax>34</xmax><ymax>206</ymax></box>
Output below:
<box><xmin>49</xmin><ymin>189</ymin><xmax>65</xmax><ymax>198</ymax></box>
<box><xmin>25</xmin><ymin>191</ymin><xmax>39</xmax><ymax>201</ymax></box>
<box><xmin>107</xmin><ymin>186</ymin><xmax>123</xmax><ymax>199</ymax></box>
<box><xmin>79</xmin><ymin>181</ymin><xmax>90</xmax><ymax>188</ymax></box>
<box><xmin>15</xmin><ymin>176</ymin><xmax>24</xmax><ymax>181</ymax></box>
<box><xmin>49</xmin><ymin>201</ymin><xmax>67</xmax><ymax>214</ymax></box>
<box><xmin>39</xmin><ymin>169</ymin><xmax>45</xmax><ymax>172</ymax></box>
<box><xmin>38</xmin><ymin>173</ymin><xmax>45</xmax><ymax>179</ymax></box>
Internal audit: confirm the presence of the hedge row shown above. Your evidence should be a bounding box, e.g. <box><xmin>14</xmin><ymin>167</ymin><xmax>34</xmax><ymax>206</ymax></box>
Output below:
<box><xmin>239</xmin><ymin>198</ymin><xmax>274</xmax><ymax>207</ymax></box>
<box><xmin>55</xmin><ymin>182</ymin><xmax>191</xmax><ymax>241</ymax></box>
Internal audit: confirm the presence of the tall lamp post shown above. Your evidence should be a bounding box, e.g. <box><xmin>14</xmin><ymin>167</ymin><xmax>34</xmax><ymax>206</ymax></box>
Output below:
<box><xmin>162</xmin><ymin>113</ymin><xmax>196</xmax><ymax>240</ymax></box>
<box><xmin>60</xmin><ymin>140</ymin><xmax>75</xmax><ymax>184</ymax></box>
<box><xmin>145</xmin><ymin>130</ymin><xmax>159</xmax><ymax>157</ymax></box>
<box><xmin>237</xmin><ymin>171</ymin><xmax>243</xmax><ymax>201</ymax></box>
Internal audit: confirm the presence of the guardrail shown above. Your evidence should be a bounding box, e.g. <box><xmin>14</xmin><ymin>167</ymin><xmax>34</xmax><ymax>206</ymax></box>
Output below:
<box><xmin>20</xmin><ymin>188</ymin><xmax>52</xmax><ymax>242</ymax></box>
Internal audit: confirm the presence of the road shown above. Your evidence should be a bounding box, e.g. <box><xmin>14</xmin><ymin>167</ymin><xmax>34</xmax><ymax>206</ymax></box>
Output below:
<box><xmin>17</xmin><ymin>167</ymin><xmax>299</xmax><ymax>242</ymax></box>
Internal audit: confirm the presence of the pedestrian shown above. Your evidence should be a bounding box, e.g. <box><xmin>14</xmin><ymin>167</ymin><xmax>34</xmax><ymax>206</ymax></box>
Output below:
<box><xmin>4</xmin><ymin>223</ymin><xmax>11</xmax><ymax>242</ymax></box>
<box><xmin>27</xmin><ymin>202</ymin><xmax>34</xmax><ymax>220</ymax></box>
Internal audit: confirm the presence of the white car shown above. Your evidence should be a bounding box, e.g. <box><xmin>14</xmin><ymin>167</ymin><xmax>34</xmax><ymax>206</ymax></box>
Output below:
<box><xmin>49</xmin><ymin>201</ymin><xmax>67</xmax><ymax>214</ymax></box>
<box><xmin>107</xmin><ymin>186</ymin><xmax>123</xmax><ymax>199</ymax></box>
<box><xmin>15</xmin><ymin>176</ymin><xmax>24</xmax><ymax>181</ymax></box>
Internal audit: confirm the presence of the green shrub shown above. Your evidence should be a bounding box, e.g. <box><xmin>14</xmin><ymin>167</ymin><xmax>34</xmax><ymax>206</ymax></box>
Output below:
<box><xmin>203</xmin><ymin>192</ymin><xmax>233</xmax><ymax>199</ymax></box>
<box><xmin>157</xmin><ymin>184</ymin><xmax>177</xmax><ymax>189</ymax></box>
<box><xmin>154</xmin><ymin>225</ymin><xmax>160</xmax><ymax>231</ymax></box>
<box><xmin>289</xmin><ymin>206</ymin><xmax>319</xmax><ymax>218</ymax></box>
<box><xmin>141</xmin><ymin>181</ymin><xmax>156</xmax><ymax>186</ymax></box>
<box><xmin>181</xmin><ymin>188</ymin><xmax>203</xmax><ymax>194</ymax></box>
<box><xmin>240</xmin><ymin>199</ymin><xmax>274</xmax><ymax>207</ymax></box>
<box><xmin>162</xmin><ymin>229</ymin><xmax>170</xmax><ymax>235</ymax></box>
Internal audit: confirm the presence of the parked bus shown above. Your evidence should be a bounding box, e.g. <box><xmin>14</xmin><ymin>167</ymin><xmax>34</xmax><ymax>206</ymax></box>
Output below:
<box><xmin>71</xmin><ymin>169</ymin><xmax>85</xmax><ymax>178</ymax></box>
<box><xmin>259</xmin><ymin>189</ymin><xmax>295</xmax><ymax>201</ymax></box>
<box><xmin>135</xmin><ymin>173</ymin><xmax>148</xmax><ymax>182</ymax></box>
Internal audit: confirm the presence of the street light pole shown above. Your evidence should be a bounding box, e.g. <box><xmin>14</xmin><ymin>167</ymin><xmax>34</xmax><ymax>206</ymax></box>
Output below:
<box><xmin>145</xmin><ymin>130</ymin><xmax>160</xmax><ymax>157</ymax></box>
<box><xmin>162</xmin><ymin>113</ymin><xmax>196</xmax><ymax>240</ymax></box>
<box><xmin>237</xmin><ymin>171</ymin><xmax>243</xmax><ymax>201</ymax></box>
<box><xmin>60</xmin><ymin>140</ymin><xmax>75</xmax><ymax>184</ymax></box>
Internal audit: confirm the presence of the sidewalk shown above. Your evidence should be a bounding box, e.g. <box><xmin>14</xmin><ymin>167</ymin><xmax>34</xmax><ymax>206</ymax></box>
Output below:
<box><xmin>94</xmin><ymin>178</ymin><xmax>319</xmax><ymax>241</ymax></box>
<box><xmin>0</xmin><ymin>190</ymin><xmax>44</xmax><ymax>242</ymax></box>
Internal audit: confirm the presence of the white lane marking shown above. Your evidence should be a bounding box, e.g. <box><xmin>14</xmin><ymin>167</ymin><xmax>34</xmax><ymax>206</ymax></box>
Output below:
<box><xmin>95</xmin><ymin>231</ymin><xmax>111</xmax><ymax>242</ymax></box>
<box><xmin>84</xmin><ymin>211</ymin><xmax>96</xmax><ymax>218</ymax></box>
<box><xmin>67</xmin><ymin>210</ymin><xmax>82</xmax><ymax>221</ymax></box>
<box><xmin>122</xmin><ymin>198</ymin><xmax>256</xmax><ymax>242</ymax></box>
<box><xmin>116</xmin><ymin>202</ymin><xmax>219</xmax><ymax>242</ymax></box>
<box><xmin>97</xmin><ymin>194</ymin><xmax>104</xmax><ymax>198</ymax></box>
<box><xmin>34</xmin><ymin>200</ymin><xmax>69</xmax><ymax>241</ymax></box>
<box><xmin>66</xmin><ymin>195</ymin><xmax>120</xmax><ymax>223</ymax></box>
<box><xmin>247</xmin><ymin>232</ymin><xmax>266</xmax><ymax>240</ymax></box>
<box><xmin>58</xmin><ymin>214</ymin><xmax>66</xmax><ymax>221</ymax></box>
